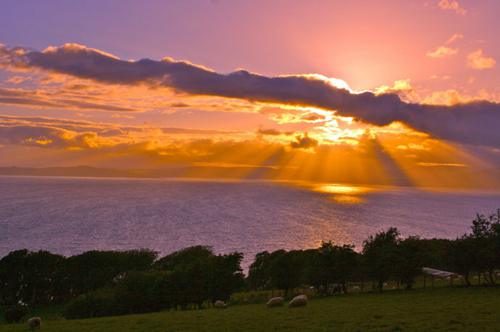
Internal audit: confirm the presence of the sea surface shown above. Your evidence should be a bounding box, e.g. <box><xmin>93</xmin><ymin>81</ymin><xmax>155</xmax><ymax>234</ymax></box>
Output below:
<box><xmin>1</xmin><ymin>176</ymin><xmax>499</xmax><ymax>268</ymax></box>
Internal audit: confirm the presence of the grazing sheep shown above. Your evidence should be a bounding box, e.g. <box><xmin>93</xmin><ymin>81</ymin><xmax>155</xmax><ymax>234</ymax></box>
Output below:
<box><xmin>214</xmin><ymin>300</ymin><xmax>227</xmax><ymax>309</ymax></box>
<box><xmin>27</xmin><ymin>317</ymin><xmax>41</xmax><ymax>330</ymax></box>
<box><xmin>288</xmin><ymin>294</ymin><xmax>308</xmax><ymax>308</ymax></box>
<box><xmin>266</xmin><ymin>296</ymin><xmax>284</xmax><ymax>307</ymax></box>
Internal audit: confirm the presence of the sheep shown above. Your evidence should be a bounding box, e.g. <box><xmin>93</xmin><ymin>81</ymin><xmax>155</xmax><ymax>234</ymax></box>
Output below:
<box><xmin>288</xmin><ymin>294</ymin><xmax>308</xmax><ymax>308</ymax></box>
<box><xmin>27</xmin><ymin>317</ymin><xmax>41</xmax><ymax>330</ymax></box>
<box><xmin>214</xmin><ymin>300</ymin><xmax>227</xmax><ymax>309</ymax></box>
<box><xmin>266</xmin><ymin>296</ymin><xmax>284</xmax><ymax>307</ymax></box>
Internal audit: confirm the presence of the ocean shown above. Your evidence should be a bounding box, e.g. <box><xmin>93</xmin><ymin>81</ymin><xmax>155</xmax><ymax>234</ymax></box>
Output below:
<box><xmin>1</xmin><ymin>176</ymin><xmax>499</xmax><ymax>268</ymax></box>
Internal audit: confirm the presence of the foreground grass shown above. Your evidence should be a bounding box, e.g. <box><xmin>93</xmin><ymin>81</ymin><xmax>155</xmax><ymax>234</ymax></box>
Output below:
<box><xmin>2</xmin><ymin>287</ymin><xmax>500</xmax><ymax>331</ymax></box>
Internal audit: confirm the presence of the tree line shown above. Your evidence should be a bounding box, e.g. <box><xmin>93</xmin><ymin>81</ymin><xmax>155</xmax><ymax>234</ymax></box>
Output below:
<box><xmin>249</xmin><ymin>209</ymin><xmax>500</xmax><ymax>293</ymax></box>
<box><xmin>0</xmin><ymin>246</ymin><xmax>244</xmax><ymax>320</ymax></box>
<box><xmin>1</xmin><ymin>209</ymin><xmax>499</xmax><ymax>320</ymax></box>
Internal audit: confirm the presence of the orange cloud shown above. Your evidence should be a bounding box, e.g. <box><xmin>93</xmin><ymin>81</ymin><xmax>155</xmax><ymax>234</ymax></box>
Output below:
<box><xmin>6</xmin><ymin>76</ymin><xmax>31</xmax><ymax>84</ymax></box>
<box><xmin>421</xmin><ymin>89</ymin><xmax>500</xmax><ymax>106</ymax></box>
<box><xmin>418</xmin><ymin>162</ymin><xmax>466</xmax><ymax>167</ymax></box>
<box><xmin>426</xmin><ymin>46</ymin><xmax>458</xmax><ymax>58</ymax></box>
<box><xmin>438</xmin><ymin>0</ymin><xmax>466</xmax><ymax>15</ymax></box>
<box><xmin>426</xmin><ymin>33</ymin><xmax>463</xmax><ymax>59</ymax></box>
<box><xmin>0</xmin><ymin>86</ymin><xmax>138</xmax><ymax>112</ymax></box>
<box><xmin>290</xmin><ymin>133</ymin><xmax>318</xmax><ymax>150</ymax></box>
<box><xmin>374</xmin><ymin>79</ymin><xmax>414</xmax><ymax>98</ymax></box>
<box><xmin>1</xmin><ymin>114</ymin><xmax>499</xmax><ymax>189</ymax></box>
<box><xmin>421</xmin><ymin>89</ymin><xmax>473</xmax><ymax>106</ymax></box>
<box><xmin>0</xmin><ymin>124</ymin><xmax>108</xmax><ymax>149</ymax></box>
<box><xmin>467</xmin><ymin>49</ymin><xmax>496</xmax><ymax>70</ymax></box>
<box><xmin>257</xmin><ymin>128</ymin><xmax>294</xmax><ymax>136</ymax></box>
<box><xmin>445</xmin><ymin>33</ymin><xmax>463</xmax><ymax>45</ymax></box>
<box><xmin>258</xmin><ymin>106</ymin><xmax>328</xmax><ymax>125</ymax></box>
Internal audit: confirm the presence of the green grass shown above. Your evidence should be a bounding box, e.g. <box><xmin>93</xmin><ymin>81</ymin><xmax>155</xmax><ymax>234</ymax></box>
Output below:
<box><xmin>2</xmin><ymin>287</ymin><xmax>500</xmax><ymax>331</ymax></box>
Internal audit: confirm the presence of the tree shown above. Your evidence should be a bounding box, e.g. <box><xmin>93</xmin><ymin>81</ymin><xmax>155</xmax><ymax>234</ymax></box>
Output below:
<box><xmin>396</xmin><ymin>236</ymin><xmax>425</xmax><ymax>289</ymax></box>
<box><xmin>305</xmin><ymin>249</ymin><xmax>330</xmax><ymax>295</ymax></box>
<box><xmin>490</xmin><ymin>210</ymin><xmax>500</xmax><ymax>274</ymax></box>
<box><xmin>207</xmin><ymin>252</ymin><xmax>245</xmax><ymax>302</ymax></box>
<box><xmin>0</xmin><ymin>250</ymin><xmax>65</xmax><ymax>305</ymax></box>
<box><xmin>156</xmin><ymin>246</ymin><xmax>244</xmax><ymax>308</ymax></box>
<box><xmin>24</xmin><ymin>250</ymin><xmax>66</xmax><ymax>305</ymax></box>
<box><xmin>362</xmin><ymin>227</ymin><xmax>400</xmax><ymax>291</ymax></box>
<box><xmin>416</xmin><ymin>238</ymin><xmax>453</xmax><ymax>271</ymax></box>
<box><xmin>448</xmin><ymin>236</ymin><xmax>475</xmax><ymax>286</ymax></box>
<box><xmin>156</xmin><ymin>246</ymin><xmax>213</xmax><ymax>309</ymax></box>
<box><xmin>247</xmin><ymin>251</ymin><xmax>273</xmax><ymax>290</ymax></box>
<box><xmin>60</xmin><ymin>249</ymin><xmax>157</xmax><ymax>299</ymax></box>
<box><xmin>268</xmin><ymin>250</ymin><xmax>304</xmax><ymax>296</ymax></box>
<box><xmin>154</xmin><ymin>246</ymin><xmax>212</xmax><ymax>271</ymax></box>
<box><xmin>307</xmin><ymin>242</ymin><xmax>358</xmax><ymax>294</ymax></box>
<box><xmin>247</xmin><ymin>249</ymin><xmax>305</xmax><ymax>296</ymax></box>
<box><xmin>446</xmin><ymin>210</ymin><xmax>500</xmax><ymax>287</ymax></box>
<box><xmin>0</xmin><ymin>249</ymin><xmax>30</xmax><ymax>305</ymax></box>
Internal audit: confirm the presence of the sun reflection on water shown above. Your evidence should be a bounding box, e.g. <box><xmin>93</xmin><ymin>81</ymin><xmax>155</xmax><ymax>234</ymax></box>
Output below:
<box><xmin>313</xmin><ymin>183</ymin><xmax>374</xmax><ymax>204</ymax></box>
<box><xmin>332</xmin><ymin>195</ymin><xmax>365</xmax><ymax>204</ymax></box>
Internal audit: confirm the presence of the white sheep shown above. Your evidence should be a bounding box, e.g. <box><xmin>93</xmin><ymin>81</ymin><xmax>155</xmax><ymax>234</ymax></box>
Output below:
<box><xmin>214</xmin><ymin>300</ymin><xmax>227</xmax><ymax>309</ymax></box>
<box><xmin>288</xmin><ymin>294</ymin><xmax>308</xmax><ymax>308</ymax></box>
<box><xmin>27</xmin><ymin>317</ymin><xmax>41</xmax><ymax>330</ymax></box>
<box><xmin>266</xmin><ymin>296</ymin><xmax>284</xmax><ymax>307</ymax></box>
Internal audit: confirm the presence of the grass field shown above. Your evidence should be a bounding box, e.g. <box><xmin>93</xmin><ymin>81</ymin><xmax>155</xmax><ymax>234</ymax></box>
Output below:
<box><xmin>1</xmin><ymin>287</ymin><xmax>500</xmax><ymax>331</ymax></box>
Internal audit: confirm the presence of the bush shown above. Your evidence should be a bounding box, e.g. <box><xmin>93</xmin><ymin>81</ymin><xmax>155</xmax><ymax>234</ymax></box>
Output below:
<box><xmin>63</xmin><ymin>271</ymin><xmax>172</xmax><ymax>319</ymax></box>
<box><xmin>2</xmin><ymin>304</ymin><xmax>28</xmax><ymax>323</ymax></box>
<box><xmin>113</xmin><ymin>270</ymin><xmax>171</xmax><ymax>314</ymax></box>
<box><xmin>63</xmin><ymin>289</ymin><xmax>115</xmax><ymax>319</ymax></box>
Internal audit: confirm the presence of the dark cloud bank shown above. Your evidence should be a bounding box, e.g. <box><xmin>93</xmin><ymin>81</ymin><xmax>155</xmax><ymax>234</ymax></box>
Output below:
<box><xmin>1</xmin><ymin>43</ymin><xmax>499</xmax><ymax>147</ymax></box>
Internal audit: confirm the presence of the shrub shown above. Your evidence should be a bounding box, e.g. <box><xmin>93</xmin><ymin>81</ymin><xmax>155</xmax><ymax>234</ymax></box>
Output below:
<box><xmin>63</xmin><ymin>271</ymin><xmax>173</xmax><ymax>319</ymax></box>
<box><xmin>113</xmin><ymin>270</ymin><xmax>171</xmax><ymax>314</ymax></box>
<box><xmin>63</xmin><ymin>289</ymin><xmax>115</xmax><ymax>319</ymax></box>
<box><xmin>2</xmin><ymin>304</ymin><xmax>28</xmax><ymax>323</ymax></box>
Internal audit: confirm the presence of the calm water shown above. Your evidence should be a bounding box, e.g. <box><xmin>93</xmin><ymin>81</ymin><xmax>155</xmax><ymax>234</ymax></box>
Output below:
<box><xmin>1</xmin><ymin>176</ymin><xmax>499</xmax><ymax>268</ymax></box>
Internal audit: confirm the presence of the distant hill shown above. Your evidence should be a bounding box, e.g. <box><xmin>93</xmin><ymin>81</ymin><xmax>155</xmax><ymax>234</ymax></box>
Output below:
<box><xmin>0</xmin><ymin>165</ymin><xmax>279</xmax><ymax>180</ymax></box>
<box><xmin>1</xmin><ymin>165</ymin><xmax>499</xmax><ymax>190</ymax></box>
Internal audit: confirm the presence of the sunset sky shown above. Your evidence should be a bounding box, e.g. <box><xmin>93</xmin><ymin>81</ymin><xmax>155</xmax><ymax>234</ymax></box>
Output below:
<box><xmin>0</xmin><ymin>0</ymin><xmax>499</xmax><ymax>189</ymax></box>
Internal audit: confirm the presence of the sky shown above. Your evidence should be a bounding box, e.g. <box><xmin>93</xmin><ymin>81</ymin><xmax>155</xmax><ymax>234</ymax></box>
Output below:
<box><xmin>0</xmin><ymin>0</ymin><xmax>499</xmax><ymax>189</ymax></box>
